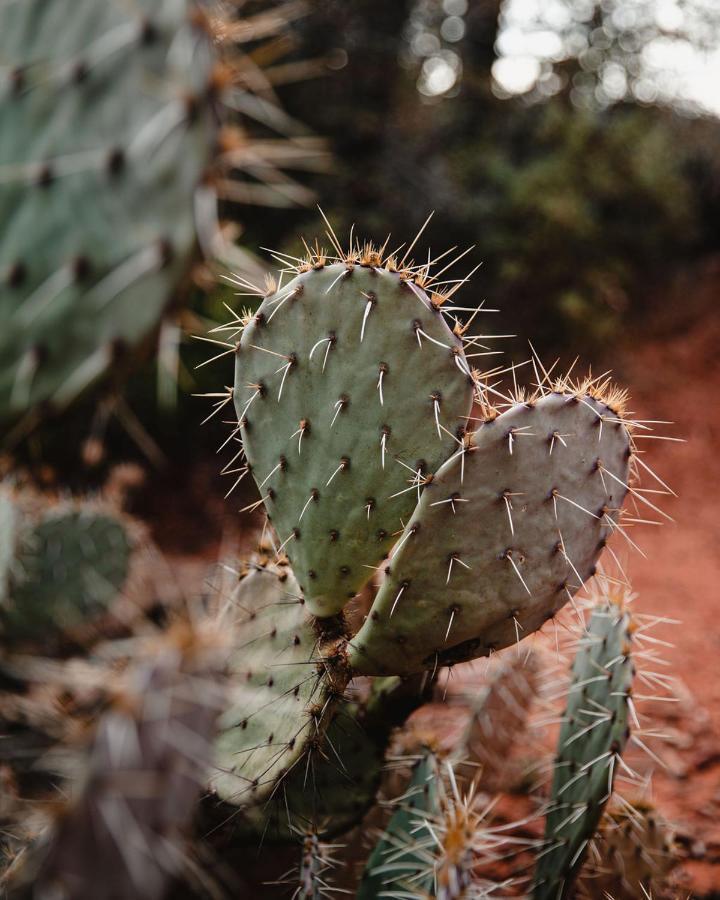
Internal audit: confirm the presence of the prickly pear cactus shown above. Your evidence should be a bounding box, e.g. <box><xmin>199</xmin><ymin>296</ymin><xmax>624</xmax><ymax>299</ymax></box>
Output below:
<box><xmin>219</xmin><ymin>229</ymin><xmax>638</xmax><ymax>675</ymax></box>
<box><xmin>349</xmin><ymin>389</ymin><xmax>631</xmax><ymax>675</ymax></box>
<box><xmin>211</xmin><ymin>561</ymin><xmax>349</xmax><ymax>807</ymax></box>
<box><xmin>0</xmin><ymin>494</ymin><xmax>135</xmax><ymax>644</ymax></box>
<box><xmin>235</xmin><ymin>252</ymin><xmax>475</xmax><ymax>617</ymax></box>
<box><xmin>533</xmin><ymin>594</ymin><xmax>635</xmax><ymax>900</ymax></box>
<box><xmin>0</xmin><ymin>0</ymin><xmax>215</xmax><ymax>423</ymax></box>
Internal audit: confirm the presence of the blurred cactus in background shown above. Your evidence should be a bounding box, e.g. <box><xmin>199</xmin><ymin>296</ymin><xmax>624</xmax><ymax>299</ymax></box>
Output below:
<box><xmin>0</xmin><ymin>0</ymin><xmax>327</xmax><ymax>443</ymax></box>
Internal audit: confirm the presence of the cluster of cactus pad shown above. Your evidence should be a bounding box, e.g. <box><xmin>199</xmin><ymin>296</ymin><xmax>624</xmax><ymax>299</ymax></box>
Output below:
<box><xmin>0</xmin><ymin>222</ymin><xmax>676</xmax><ymax>898</ymax></box>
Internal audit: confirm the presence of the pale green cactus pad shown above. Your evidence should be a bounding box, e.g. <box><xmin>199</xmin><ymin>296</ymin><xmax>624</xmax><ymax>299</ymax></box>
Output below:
<box><xmin>235</xmin><ymin>260</ymin><xmax>474</xmax><ymax>617</ymax></box>
<box><xmin>532</xmin><ymin>595</ymin><xmax>634</xmax><ymax>900</ymax></box>
<box><xmin>0</xmin><ymin>0</ymin><xmax>214</xmax><ymax>423</ymax></box>
<box><xmin>349</xmin><ymin>390</ymin><xmax>631</xmax><ymax>675</ymax></box>
<box><xmin>1</xmin><ymin>504</ymin><xmax>134</xmax><ymax>643</ymax></box>
<box><xmin>227</xmin><ymin>674</ymin><xmax>431</xmax><ymax>842</ymax></box>
<box><xmin>212</xmin><ymin>563</ymin><xmax>348</xmax><ymax>808</ymax></box>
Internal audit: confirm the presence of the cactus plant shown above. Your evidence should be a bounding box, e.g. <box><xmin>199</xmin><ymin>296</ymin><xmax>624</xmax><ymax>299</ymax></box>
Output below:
<box><xmin>202</xmin><ymin>225</ymin><xmax>646</xmax><ymax>832</ymax></box>
<box><xmin>3</xmin><ymin>623</ymin><xmax>227</xmax><ymax>900</ymax></box>
<box><xmin>0</xmin><ymin>488</ymin><xmax>139</xmax><ymax>646</ymax></box>
<box><xmin>578</xmin><ymin>801</ymin><xmax>677</xmax><ymax>900</ymax></box>
<box><xmin>579</xmin><ymin>801</ymin><xmax>677</xmax><ymax>899</ymax></box>
<box><xmin>0</xmin><ymin>0</ymin><xmax>216</xmax><ymax>425</ymax></box>
<box><xmin>0</xmin><ymin>0</ymin><xmax>324</xmax><ymax>430</ymax></box>
<box><xmin>455</xmin><ymin>650</ymin><xmax>539</xmax><ymax>791</ymax></box>
<box><xmin>532</xmin><ymin>590</ymin><xmax>635</xmax><ymax>900</ymax></box>
<box><xmin>224</xmin><ymin>227</ymin><xmax>633</xmax><ymax>656</ymax></box>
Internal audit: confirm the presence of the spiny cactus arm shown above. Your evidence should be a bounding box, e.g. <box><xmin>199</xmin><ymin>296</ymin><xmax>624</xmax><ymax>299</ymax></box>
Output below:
<box><xmin>0</xmin><ymin>0</ymin><xmax>215</xmax><ymax>423</ymax></box>
<box><xmin>348</xmin><ymin>389</ymin><xmax>632</xmax><ymax>675</ymax></box>
<box><xmin>357</xmin><ymin>750</ymin><xmax>440</xmax><ymax>900</ymax></box>
<box><xmin>211</xmin><ymin>563</ymin><xmax>349</xmax><ymax>809</ymax></box>
<box><xmin>532</xmin><ymin>595</ymin><xmax>635</xmax><ymax>900</ymax></box>
<box><xmin>234</xmin><ymin>254</ymin><xmax>474</xmax><ymax>618</ymax></box>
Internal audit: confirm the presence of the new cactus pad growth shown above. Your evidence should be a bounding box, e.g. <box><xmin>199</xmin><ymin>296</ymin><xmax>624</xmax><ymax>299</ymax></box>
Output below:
<box><xmin>533</xmin><ymin>592</ymin><xmax>635</xmax><ymax>900</ymax></box>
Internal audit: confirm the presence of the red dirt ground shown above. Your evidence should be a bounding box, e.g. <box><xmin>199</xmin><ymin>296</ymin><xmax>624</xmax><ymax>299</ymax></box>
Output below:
<box><xmin>614</xmin><ymin>318</ymin><xmax>720</xmax><ymax>895</ymax></box>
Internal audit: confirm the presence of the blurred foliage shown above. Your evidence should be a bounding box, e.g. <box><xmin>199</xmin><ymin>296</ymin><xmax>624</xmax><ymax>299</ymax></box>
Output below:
<box><xmin>242</xmin><ymin>0</ymin><xmax>720</xmax><ymax>353</ymax></box>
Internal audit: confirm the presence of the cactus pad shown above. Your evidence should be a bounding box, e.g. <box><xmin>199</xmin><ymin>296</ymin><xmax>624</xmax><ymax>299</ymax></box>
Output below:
<box><xmin>235</xmin><ymin>260</ymin><xmax>474</xmax><ymax>617</ymax></box>
<box><xmin>212</xmin><ymin>563</ymin><xmax>348</xmax><ymax>808</ymax></box>
<box><xmin>532</xmin><ymin>595</ymin><xmax>635</xmax><ymax>900</ymax></box>
<box><xmin>349</xmin><ymin>390</ymin><xmax>631</xmax><ymax>675</ymax></box>
<box><xmin>0</xmin><ymin>0</ymin><xmax>214</xmax><ymax>422</ymax></box>
<box><xmin>1</xmin><ymin>504</ymin><xmax>134</xmax><ymax>643</ymax></box>
<box><xmin>226</xmin><ymin>674</ymin><xmax>432</xmax><ymax>842</ymax></box>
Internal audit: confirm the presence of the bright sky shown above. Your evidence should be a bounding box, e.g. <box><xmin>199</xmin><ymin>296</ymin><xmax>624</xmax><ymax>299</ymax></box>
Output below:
<box><xmin>493</xmin><ymin>0</ymin><xmax>720</xmax><ymax>116</ymax></box>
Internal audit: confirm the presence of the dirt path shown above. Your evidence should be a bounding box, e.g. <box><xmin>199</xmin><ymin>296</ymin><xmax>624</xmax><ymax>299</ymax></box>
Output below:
<box><xmin>615</xmin><ymin>319</ymin><xmax>720</xmax><ymax>895</ymax></box>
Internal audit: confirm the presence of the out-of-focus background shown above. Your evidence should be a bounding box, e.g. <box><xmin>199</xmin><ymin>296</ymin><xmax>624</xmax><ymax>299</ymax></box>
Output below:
<box><xmin>2</xmin><ymin>0</ymin><xmax>719</xmax><ymax>894</ymax></box>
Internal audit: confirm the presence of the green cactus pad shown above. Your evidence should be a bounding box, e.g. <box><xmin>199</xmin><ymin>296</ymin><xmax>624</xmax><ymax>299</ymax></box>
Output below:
<box><xmin>234</xmin><ymin>261</ymin><xmax>474</xmax><ymax>618</ymax></box>
<box><xmin>532</xmin><ymin>597</ymin><xmax>635</xmax><ymax>900</ymax></box>
<box><xmin>211</xmin><ymin>563</ymin><xmax>348</xmax><ymax>808</ymax></box>
<box><xmin>357</xmin><ymin>750</ymin><xmax>440</xmax><ymax>900</ymax></box>
<box><xmin>348</xmin><ymin>391</ymin><xmax>631</xmax><ymax>675</ymax></box>
<box><xmin>222</xmin><ymin>673</ymin><xmax>432</xmax><ymax>842</ymax></box>
<box><xmin>0</xmin><ymin>0</ymin><xmax>214</xmax><ymax>423</ymax></box>
<box><xmin>1</xmin><ymin>506</ymin><xmax>134</xmax><ymax>643</ymax></box>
